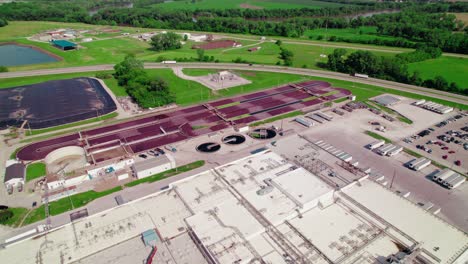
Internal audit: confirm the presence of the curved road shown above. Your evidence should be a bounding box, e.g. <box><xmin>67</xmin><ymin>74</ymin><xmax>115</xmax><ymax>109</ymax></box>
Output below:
<box><xmin>0</xmin><ymin>63</ymin><xmax>466</xmax><ymax>105</ymax></box>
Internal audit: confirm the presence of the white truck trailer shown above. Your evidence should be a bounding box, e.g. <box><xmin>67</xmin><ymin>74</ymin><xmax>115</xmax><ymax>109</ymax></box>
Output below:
<box><xmin>408</xmin><ymin>158</ymin><xmax>431</xmax><ymax>171</ymax></box>
<box><xmin>387</xmin><ymin>146</ymin><xmax>403</xmax><ymax>156</ymax></box>
<box><xmin>368</xmin><ymin>140</ymin><xmax>385</xmax><ymax>150</ymax></box>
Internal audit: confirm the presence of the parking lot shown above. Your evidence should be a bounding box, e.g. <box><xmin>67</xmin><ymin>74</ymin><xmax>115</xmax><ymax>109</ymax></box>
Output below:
<box><xmin>402</xmin><ymin>113</ymin><xmax>468</xmax><ymax>173</ymax></box>
<box><xmin>292</xmin><ymin>107</ymin><xmax>468</xmax><ymax>231</ymax></box>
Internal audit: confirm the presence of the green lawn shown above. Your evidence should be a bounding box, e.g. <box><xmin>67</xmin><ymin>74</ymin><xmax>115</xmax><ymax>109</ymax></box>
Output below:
<box><xmin>145</xmin><ymin>69</ymin><xmax>311</xmax><ymax>105</ymax></box>
<box><xmin>22</xmin><ymin>186</ymin><xmax>122</xmax><ymax>226</ymax></box>
<box><xmin>125</xmin><ymin>160</ymin><xmax>205</xmax><ymax>187</ymax></box>
<box><xmin>303</xmin><ymin>26</ymin><xmax>404</xmax><ymax>43</ymax></box>
<box><xmin>250</xmin><ymin>111</ymin><xmax>303</xmax><ymax>126</ymax></box>
<box><xmin>0</xmin><ymin>71</ymin><xmax>126</xmax><ymax>96</ymax></box>
<box><xmin>146</xmin><ymin>69</ymin><xmax>213</xmax><ymax>105</ymax></box>
<box><xmin>154</xmin><ymin>0</ymin><xmax>347</xmax><ymax>10</ymax></box>
<box><xmin>315</xmin><ymin>77</ymin><xmax>468</xmax><ymax>110</ymax></box>
<box><xmin>26</xmin><ymin>162</ymin><xmax>46</xmax><ymax>182</ymax></box>
<box><xmin>0</xmin><ymin>207</ymin><xmax>29</xmax><ymax>227</ymax></box>
<box><xmin>5</xmin><ymin>37</ymin><xmax>153</xmax><ymax>71</ymax></box>
<box><xmin>1</xmin><ymin>21</ymin><xmax>464</xmax><ymax>87</ymax></box>
<box><xmin>365</xmin><ymin>130</ymin><xmax>392</xmax><ymax>143</ymax></box>
<box><xmin>407</xmin><ymin>56</ymin><xmax>468</xmax><ymax>88</ymax></box>
<box><xmin>26</xmin><ymin>112</ymin><xmax>118</xmax><ymax>136</ymax></box>
<box><xmin>365</xmin><ymin>101</ymin><xmax>413</xmax><ymax>124</ymax></box>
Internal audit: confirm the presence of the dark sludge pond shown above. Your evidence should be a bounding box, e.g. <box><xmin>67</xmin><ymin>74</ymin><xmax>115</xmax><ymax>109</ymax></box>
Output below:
<box><xmin>197</xmin><ymin>142</ymin><xmax>221</xmax><ymax>153</ymax></box>
<box><xmin>249</xmin><ymin>128</ymin><xmax>277</xmax><ymax>140</ymax></box>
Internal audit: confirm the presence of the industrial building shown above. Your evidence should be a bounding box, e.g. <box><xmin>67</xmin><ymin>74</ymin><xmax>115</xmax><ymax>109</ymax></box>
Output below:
<box><xmin>3</xmin><ymin>162</ymin><xmax>25</xmax><ymax>187</ymax></box>
<box><xmin>1</xmin><ymin>149</ymin><xmax>467</xmax><ymax>264</ymax></box>
<box><xmin>51</xmin><ymin>40</ymin><xmax>77</xmax><ymax>50</ymax></box>
<box><xmin>132</xmin><ymin>154</ymin><xmax>176</xmax><ymax>179</ymax></box>
<box><xmin>1</xmin><ymin>150</ymin><xmax>467</xmax><ymax>264</ymax></box>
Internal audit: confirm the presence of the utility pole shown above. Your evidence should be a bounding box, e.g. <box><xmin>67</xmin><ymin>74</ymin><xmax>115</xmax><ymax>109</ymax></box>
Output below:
<box><xmin>389</xmin><ymin>169</ymin><xmax>397</xmax><ymax>189</ymax></box>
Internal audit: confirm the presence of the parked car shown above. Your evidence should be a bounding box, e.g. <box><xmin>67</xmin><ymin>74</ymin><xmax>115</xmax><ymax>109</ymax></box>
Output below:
<box><xmin>442</xmin><ymin>147</ymin><xmax>449</xmax><ymax>150</ymax></box>
<box><xmin>32</xmin><ymin>201</ymin><xmax>37</xmax><ymax>207</ymax></box>
<box><xmin>448</xmin><ymin>150</ymin><xmax>455</xmax><ymax>154</ymax></box>
<box><xmin>139</xmin><ymin>154</ymin><xmax>148</xmax><ymax>159</ymax></box>
<box><xmin>454</xmin><ymin>160</ymin><xmax>461</xmax><ymax>166</ymax></box>
<box><xmin>442</xmin><ymin>155</ymin><xmax>448</xmax><ymax>160</ymax></box>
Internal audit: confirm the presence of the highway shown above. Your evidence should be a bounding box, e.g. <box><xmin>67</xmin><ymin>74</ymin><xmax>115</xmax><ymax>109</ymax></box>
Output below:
<box><xmin>0</xmin><ymin>63</ymin><xmax>467</xmax><ymax>106</ymax></box>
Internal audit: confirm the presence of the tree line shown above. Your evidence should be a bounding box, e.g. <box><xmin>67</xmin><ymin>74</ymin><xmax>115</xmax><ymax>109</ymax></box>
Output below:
<box><xmin>326</xmin><ymin>47</ymin><xmax>465</xmax><ymax>95</ymax></box>
<box><xmin>114</xmin><ymin>55</ymin><xmax>175</xmax><ymax>108</ymax></box>
<box><xmin>0</xmin><ymin>17</ymin><xmax>7</xmax><ymax>27</ymax></box>
<box><xmin>0</xmin><ymin>2</ymin><xmax>467</xmax><ymax>53</ymax></box>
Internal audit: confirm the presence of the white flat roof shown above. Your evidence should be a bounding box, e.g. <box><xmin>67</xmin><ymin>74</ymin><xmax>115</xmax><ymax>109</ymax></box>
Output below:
<box><xmin>289</xmin><ymin>203</ymin><xmax>384</xmax><ymax>261</ymax></box>
<box><xmin>341</xmin><ymin>178</ymin><xmax>468</xmax><ymax>263</ymax></box>
<box><xmin>272</xmin><ymin>167</ymin><xmax>333</xmax><ymax>208</ymax></box>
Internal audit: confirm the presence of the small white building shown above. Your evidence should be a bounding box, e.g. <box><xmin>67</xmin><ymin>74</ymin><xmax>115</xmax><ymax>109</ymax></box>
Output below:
<box><xmin>189</xmin><ymin>34</ymin><xmax>207</xmax><ymax>42</ymax></box>
<box><xmin>46</xmin><ymin>174</ymin><xmax>90</xmax><ymax>190</ymax></box>
<box><xmin>82</xmin><ymin>38</ymin><xmax>93</xmax><ymax>42</ymax></box>
<box><xmin>4</xmin><ymin>163</ymin><xmax>25</xmax><ymax>187</ymax></box>
<box><xmin>133</xmin><ymin>154</ymin><xmax>176</xmax><ymax>179</ymax></box>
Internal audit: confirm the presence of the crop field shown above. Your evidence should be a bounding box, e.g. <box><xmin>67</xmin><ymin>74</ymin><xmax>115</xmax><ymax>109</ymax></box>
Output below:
<box><xmin>407</xmin><ymin>56</ymin><xmax>468</xmax><ymax>88</ymax></box>
<box><xmin>153</xmin><ymin>0</ymin><xmax>348</xmax><ymax>10</ymax></box>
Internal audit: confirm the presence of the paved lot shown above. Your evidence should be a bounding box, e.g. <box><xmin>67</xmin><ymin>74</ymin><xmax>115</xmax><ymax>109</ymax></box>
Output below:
<box><xmin>403</xmin><ymin>114</ymin><xmax>468</xmax><ymax>173</ymax></box>
<box><xmin>298</xmin><ymin>109</ymin><xmax>468</xmax><ymax>232</ymax></box>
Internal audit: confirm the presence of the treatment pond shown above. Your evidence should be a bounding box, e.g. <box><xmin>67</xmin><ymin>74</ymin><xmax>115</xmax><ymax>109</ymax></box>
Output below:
<box><xmin>0</xmin><ymin>44</ymin><xmax>59</xmax><ymax>66</ymax></box>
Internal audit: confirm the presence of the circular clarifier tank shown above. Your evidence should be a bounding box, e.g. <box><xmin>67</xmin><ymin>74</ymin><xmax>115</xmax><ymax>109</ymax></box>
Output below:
<box><xmin>249</xmin><ymin>128</ymin><xmax>276</xmax><ymax>140</ymax></box>
<box><xmin>196</xmin><ymin>142</ymin><xmax>221</xmax><ymax>153</ymax></box>
<box><xmin>222</xmin><ymin>134</ymin><xmax>246</xmax><ymax>145</ymax></box>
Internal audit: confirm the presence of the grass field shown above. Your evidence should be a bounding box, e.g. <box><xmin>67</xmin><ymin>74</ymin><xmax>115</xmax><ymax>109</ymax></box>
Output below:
<box><xmin>303</xmin><ymin>26</ymin><xmax>403</xmax><ymax>43</ymax></box>
<box><xmin>125</xmin><ymin>160</ymin><xmax>205</xmax><ymax>187</ymax></box>
<box><xmin>22</xmin><ymin>186</ymin><xmax>122</xmax><ymax>226</ymax></box>
<box><xmin>153</xmin><ymin>0</ymin><xmax>347</xmax><ymax>10</ymax></box>
<box><xmin>26</xmin><ymin>162</ymin><xmax>46</xmax><ymax>182</ymax></box>
<box><xmin>148</xmin><ymin>68</ymin><xmax>311</xmax><ymax>105</ymax></box>
<box><xmin>0</xmin><ymin>71</ymin><xmax>125</xmax><ymax>95</ymax></box>
<box><xmin>407</xmin><ymin>56</ymin><xmax>467</xmax><ymax>88</ymax></box>
<box><xmin>250</xmin><ymin>110</ymin><xmax>302</xmax><ymax>126</ymax></box>
<box><xmin>26</xmin><ymin>112</ymin><xmax>118</xmax><ymax>136</ymax></box>
<box><xmin>0</xmin><ymin>207</ymin><xmax>29</xmax><ymax>227</ymax></box>
<box><xmin>365</xmin><ymin>130</ymin><xmax>392</xmax><ymax>143</ymax></box>
<box><xmin>1</xmin><ymin>21</ymin><xmax>465</xmax><ymax>87</ymax></box>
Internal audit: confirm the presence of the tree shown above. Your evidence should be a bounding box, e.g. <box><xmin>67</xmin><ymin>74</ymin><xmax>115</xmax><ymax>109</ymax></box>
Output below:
<box><xmin>0</xmin><ymin>18</ymin><xmax>7</xmax><ymax>27</ymax></box>
<box><xmin>279</xmin><ymin>47</ymin><xmax>294</xmax><ymax>66</ymax></box>
<box><xmin>275</xmin><ymin>39</ymin><xmax>282</xmax><ymax>46</ymax></box>
<box><xmin>196</xmin><ymin>48</ymin><xmax>205</xmax><ymax>61</ymax></box>
<box><xmin>183</xmin><ymin>34</ymin><xmax>188</xmax><ymax>41</ymax></box>
<box><xmin>150</xmin><ymin>32</ymin><xmax>181</xmax><ymax>52</ymax></box>
<box><xmin>345</xmin><ymin>51</ymin><xmax>380</xmax><ymax>75</ymax></box>
<box><xmin>326</xmin><ymin>49</ymin><xmax>347</xmax><ymax>72</ymax></box>
<box><xmin>0</xmin><ymin>66</ymin><xmax>8</xmax><ymax>73</ymax></box>
<box><xmin>113</xmin><ymin>55</ymin><xmax>144</xmax><ymax>86</ymax></box>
